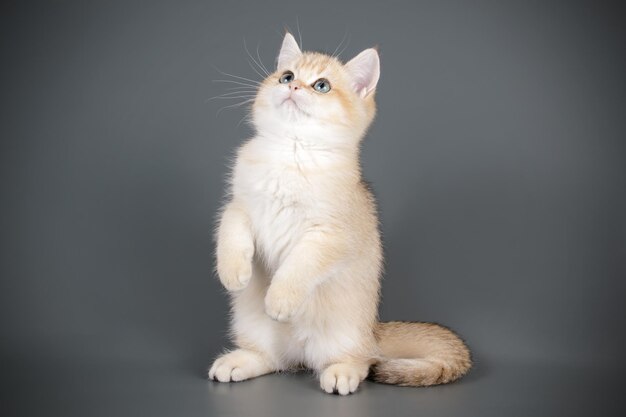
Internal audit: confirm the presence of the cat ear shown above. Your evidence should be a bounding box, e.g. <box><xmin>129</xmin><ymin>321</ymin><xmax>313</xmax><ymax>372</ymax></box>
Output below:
<box><xmin>277</xmin><ymin>32</ymin><xmax>302</xmax><ymax>70</ymax></box>
<box><xmin>345</xmin><ymin>48</ymin><xmax>380</xmax><ymax>98</ymax></box>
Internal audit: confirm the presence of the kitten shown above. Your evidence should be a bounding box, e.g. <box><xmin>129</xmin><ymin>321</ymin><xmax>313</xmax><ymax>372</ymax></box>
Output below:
<box><xmin>209</xmin><ymin>33</ymin><xmax>471</xmax><ymax>395</ymax></box>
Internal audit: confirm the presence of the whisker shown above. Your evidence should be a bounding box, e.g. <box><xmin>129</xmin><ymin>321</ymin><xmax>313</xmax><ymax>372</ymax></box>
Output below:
<box><xmin>256</xmin><ymin>43</ymin><xmax>271</xmax><ymax>76</ymax></box>
<box><xmin>236</xmin><ymin>113</ymin><xmax>252</xmax><ymax>129</ymax></box>
<box><xmin>244</xmin><ymin>38</ymin><xmax>269</xmax><ymax>77</ymax></box>
<box><xmin>335</xmin><ymin>32</ymin><xmax>352</xmax><ymax>59</ymax></box>
<box><xmin>213</xmin><ymin>66</ymin><xmax>261</xmax><ymax>85</ymax></box>
<box><xmin>296</xmin><ymin>17</ymin><xmax>303</xmax><ymax>50</ymax></box>
<box><xmin>332</xmin><ymin>30</ymin><xmax>349</xmax><ymax>59</ymax></box>
<box><xmin>217</xmin><ymin>89</ymin><xmax>257</xmax><ymax>94</ymax></box>
<box><xmin>206</xmin><ymin>91</ymin><xmax>257</xmax><ymax>100</ymax></box>
<box><xmin>216</xmin><ymin>99</ymin><xmax>255</xmax><ymax>117</ymax></box>
<box><xmin>246</xmin><ymin>58</ymin><xmax>268</xmax><ymax>80</ymax></box>
<box><xmin>208</xmin><ymin>95</ymin><xmax>256</xmax><ymax>101</ymax></box>
<box><xmin>225</xmin><ymin>85</ymin><xmax>259</xmax><ymax>91</ymax></box>
<box><xmin>212</xmin><ymin>79</ymin><xmax>259</xmax><ymax>87</ymax></box>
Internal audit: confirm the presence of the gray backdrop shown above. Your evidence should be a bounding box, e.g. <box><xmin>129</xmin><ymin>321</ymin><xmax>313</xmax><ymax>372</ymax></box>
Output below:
<box><xmin>1</xmin><ymin>1</ymin><xmax>624</xmax><ymax>416</ymax></box>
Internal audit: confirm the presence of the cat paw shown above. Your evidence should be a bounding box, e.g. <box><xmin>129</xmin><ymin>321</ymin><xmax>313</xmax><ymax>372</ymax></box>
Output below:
<box><xmin>216</xmin><ymin>249</ymin><xmax>253</xmax><ymax>292</ymax></box>
<box><xmin>320</xmin><ymin>363</ymin><xmax>369</xmax><ymax>395</ymax></box>
<box><xmin>264</xmin><ymin>281</ymin><xmax>304</xmax><ymax>322</ymax></box>
<box><xmin>208</xmin><ymin>349</ymin><xmax>273</xmax><ymax>382</ymax></box>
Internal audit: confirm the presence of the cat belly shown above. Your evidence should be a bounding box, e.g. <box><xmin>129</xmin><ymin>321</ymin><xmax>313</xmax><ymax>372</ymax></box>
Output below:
<box><xmin>230</xmin><ymin>263</ymin><xmax>308</xmax><ymax>368</ymax></box>
<box><xmin>233</xmin><ymin>292</ymin><xmax>365</xmax><ymax>370</ymax></box>
<box><xmin>232</xmin><ymin>268</ymin><xmax>375</xmax><ymax>370</ymax></box>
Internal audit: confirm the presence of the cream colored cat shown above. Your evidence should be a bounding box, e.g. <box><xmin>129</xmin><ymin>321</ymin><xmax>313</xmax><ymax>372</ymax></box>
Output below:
<box><xmin>209</xmin><ymin>33</ymin><xmax>471</xmax><ymax>395</ymax></box>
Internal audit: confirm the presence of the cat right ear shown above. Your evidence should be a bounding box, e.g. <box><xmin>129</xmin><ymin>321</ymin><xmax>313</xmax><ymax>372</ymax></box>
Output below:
<box><xmin>277</xmin><ymin>32</ymin><xmax>302</xmax><ymax>70</ymax></box>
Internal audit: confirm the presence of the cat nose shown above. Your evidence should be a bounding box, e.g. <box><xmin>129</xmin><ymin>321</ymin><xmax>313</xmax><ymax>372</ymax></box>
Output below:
<box><xmin>289</xmin><ymin>81</ymin><xmax>304</xmax><ymax>91</ymax></box>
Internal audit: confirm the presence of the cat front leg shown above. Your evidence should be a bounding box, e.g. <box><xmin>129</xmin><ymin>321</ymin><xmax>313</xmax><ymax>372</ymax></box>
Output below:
<box><xmin>264</xmin><ymin>229</ymin><xmax>347</xmax><ymax>322</ymax></box>
<box><xmin>216</xmin><ymin>200</ymin><xmax>255</xmax><ymax>291</ymax></box>
<box><xmin>320</xmin><ymin>362</ymin><xmax>370</xmax><ymax>395</ymax></box>
<box><xmin>209</xmin><ymin>348</ymin><xmax>275</xmax><ymax>382</ymax></box>
<box><xmin>264</xmin><ymin>273</ymin><xmax>308</xmax><ymax>322</ymax></box>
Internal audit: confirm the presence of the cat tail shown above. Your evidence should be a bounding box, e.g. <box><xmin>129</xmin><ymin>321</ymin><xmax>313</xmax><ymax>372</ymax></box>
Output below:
<box><xmin>371</xmin><ymin>321</ymin><xmax>472</xmax><ymax>386</ymax></box>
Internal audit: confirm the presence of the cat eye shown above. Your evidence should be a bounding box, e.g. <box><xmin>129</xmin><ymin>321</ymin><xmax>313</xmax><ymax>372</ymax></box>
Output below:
<box><xmin>312</xmin><ymin>78</ymin><xmax>331</xmax><ymax>93</ymax></box>
<box><xmin>279</xmin><ymin>71</ymin><xmax>294</xmax><ymax>84</ymax></box>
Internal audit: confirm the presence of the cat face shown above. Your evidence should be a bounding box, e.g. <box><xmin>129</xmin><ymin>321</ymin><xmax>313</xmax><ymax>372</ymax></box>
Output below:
<box><xmin>252</xmin><ymin>33</ymin><xmax>380</xmax><ymax>143</ymax></box>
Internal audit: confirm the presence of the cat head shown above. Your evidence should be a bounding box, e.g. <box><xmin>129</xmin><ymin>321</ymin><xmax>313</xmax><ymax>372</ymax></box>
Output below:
<box><xmin>252</xmin><ymin>33</ymin><xmax>380</xmax><ymax>145</ymax></box>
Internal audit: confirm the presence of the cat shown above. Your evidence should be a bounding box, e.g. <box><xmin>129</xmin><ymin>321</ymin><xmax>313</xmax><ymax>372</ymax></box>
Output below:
<box><xmin>208</xmin><ymin>32</ymin><xmax>471</xmax><ymax>395</ymax></box>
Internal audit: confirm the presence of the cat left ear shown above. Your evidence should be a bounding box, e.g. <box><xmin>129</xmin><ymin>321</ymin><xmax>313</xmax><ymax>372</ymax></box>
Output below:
<box><xmin>277</xmin><ymin>32</ymin><xmax>302</xmax><ymax>70</ymax></box>
<box><xmin>345</xmin><ymin>48</ymin><xmax>380</xmax><ymax>98</ymax></box>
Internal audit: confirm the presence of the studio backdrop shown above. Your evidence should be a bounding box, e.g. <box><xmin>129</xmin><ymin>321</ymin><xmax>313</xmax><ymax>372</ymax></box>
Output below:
<box><xmin>1</xmin><ymin>1</ymin><xmax>624</xmax><ymax>416</ymax></box>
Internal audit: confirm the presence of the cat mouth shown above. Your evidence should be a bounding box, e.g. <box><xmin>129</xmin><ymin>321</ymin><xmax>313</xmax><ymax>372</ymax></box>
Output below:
<box><xmin>282</xmin><ymin>97</ymin><xmax>298</xmax><ymax>107</ymax></box>
<box><xmin>281</xmin><ymin>97</ymin><xmax>309</xmax><ymax>115</ymax></box>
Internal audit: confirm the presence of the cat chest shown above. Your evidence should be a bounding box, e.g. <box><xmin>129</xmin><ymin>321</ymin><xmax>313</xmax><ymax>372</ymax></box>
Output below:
<box><xmin>238</xmin><ymin>164</ymin><xmax>314</xmax><ymax>266</ymax></box>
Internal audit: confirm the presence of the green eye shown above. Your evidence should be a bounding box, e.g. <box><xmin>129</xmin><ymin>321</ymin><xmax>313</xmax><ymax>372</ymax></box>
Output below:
<box><xmin>279</xmin><ymin>71</ymin><xmax>294</xmax><ymax>84</ymax></box>
<box><xmin>313</xmin><ymin>78</ymin><xmax>331</xmax><ymax>93</ymax></box>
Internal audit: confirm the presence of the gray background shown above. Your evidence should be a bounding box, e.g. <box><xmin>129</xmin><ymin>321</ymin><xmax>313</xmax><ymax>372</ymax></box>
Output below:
<box><xmin>1</xmin><ymin>0</ymin><xmax>625</xmax><ymax>416</ymax></box>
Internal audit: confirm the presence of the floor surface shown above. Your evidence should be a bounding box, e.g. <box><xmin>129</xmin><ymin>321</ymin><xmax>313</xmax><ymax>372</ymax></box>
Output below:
<box><xmin>3</xmin><ymin>344</ymin><xmax>622</xmax><ymax>417</ymax></box>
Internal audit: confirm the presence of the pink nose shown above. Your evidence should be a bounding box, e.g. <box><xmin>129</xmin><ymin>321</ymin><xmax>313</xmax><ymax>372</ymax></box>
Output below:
<box><xmin>289</xmin><ymin>81</ymin><xmax>304</xmax><ymax>91</ymax></box>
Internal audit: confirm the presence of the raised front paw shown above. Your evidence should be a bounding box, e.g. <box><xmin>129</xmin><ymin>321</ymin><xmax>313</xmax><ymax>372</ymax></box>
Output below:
<box><xmin>264</xmin><ymin>280</ymin><xmax>305</xmax><ymax>322</ymax></box>
<box><xmin>216</xmin><ymin>248</ymin><xmax>253</xmax><ymax>292</ymax></box>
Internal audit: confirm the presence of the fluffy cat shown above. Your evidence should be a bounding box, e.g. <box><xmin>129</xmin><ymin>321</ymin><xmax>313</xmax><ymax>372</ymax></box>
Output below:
<box><xmin>209</xmin><ymin>33</ymin><xmax>471</xmax><ymax>395</ymax></box>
